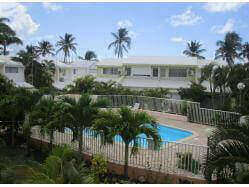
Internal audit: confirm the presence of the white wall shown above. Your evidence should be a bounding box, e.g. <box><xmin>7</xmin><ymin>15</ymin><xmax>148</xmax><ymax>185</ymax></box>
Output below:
<box><xmin>4</xmin><ymin>66</ymin><xmax>25</xmax><ymax>82</ymax></box>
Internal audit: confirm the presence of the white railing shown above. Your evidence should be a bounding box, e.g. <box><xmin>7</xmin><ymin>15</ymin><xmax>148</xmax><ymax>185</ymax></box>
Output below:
<box><xmin>30</xmin><ymin>127</ymin><xmax>208</xmax><ymax>179</ymax></box>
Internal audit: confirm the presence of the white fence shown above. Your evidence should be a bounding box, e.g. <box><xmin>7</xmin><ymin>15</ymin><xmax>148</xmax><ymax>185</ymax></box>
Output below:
<box><xmin>30</xmin><ymin>127</ymin><xmax>208</xmax><ymax>179</ymax></box>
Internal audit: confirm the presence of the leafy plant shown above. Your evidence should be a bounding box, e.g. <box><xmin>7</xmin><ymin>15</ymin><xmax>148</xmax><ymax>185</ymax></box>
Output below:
<box><xmin>177</xmin><ymin>152</ymin><xmax>201</xmax><ymax>175</ymax></box>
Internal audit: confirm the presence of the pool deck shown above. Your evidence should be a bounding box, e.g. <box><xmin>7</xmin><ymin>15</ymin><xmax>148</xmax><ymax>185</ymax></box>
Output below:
<box><xmin>144</xmin><ymin>110</ymin><xmax>215</xmax><ymax>146</ymax></box>
<box><xmin>30</xmin><ymin>110</ymin><xmax>214</xmax><ymax>179</ymax></box>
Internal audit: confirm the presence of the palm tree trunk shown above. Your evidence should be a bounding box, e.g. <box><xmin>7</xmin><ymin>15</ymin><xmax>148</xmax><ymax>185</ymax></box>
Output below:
<box><xmin>78</xmin><ymin>128</ymin><xmax>83</xmax><ymax>153</ymax></box>
<box><xmin>124</xmin><ymin>143</ymin><xmax>129</xmax><ymax>178</ymax></box>
<box><xmin>49</xmin><ymin>130</ymin><xmax>53</xmax><ymax>151</ymax></box>
<box><xmin>63</xmin><ymin>54</ymin><xmax>66</xmax><ymax>64</ymax></box>
<box><xmin>11</xmin><ymin>121</ymin><xmax>15</xmax><ymax>147</ymax></box>
<box><xmin>3</xmin><ymin>41</ymin><xmax>7</xmax><ymax>55</ymax></box>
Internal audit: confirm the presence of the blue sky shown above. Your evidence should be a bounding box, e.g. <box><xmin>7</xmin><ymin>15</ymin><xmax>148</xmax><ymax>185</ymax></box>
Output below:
<box><xmin>0</xmin><ymin>2</ymin><xmax>249</xmax><ymax>60</ymax></box>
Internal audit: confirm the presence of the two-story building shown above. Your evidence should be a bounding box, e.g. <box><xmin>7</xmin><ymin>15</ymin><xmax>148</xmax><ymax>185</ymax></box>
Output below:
<box><xmin>53</xmin><ymin>60</ymin><xmax>97</xmax><ymax>90</ymax></box>
<box><xmin>0</xmin><ymin>55</ymin><xmax>34</xmax><ymax>89</ymax></box>
<box><xmin>95</xmin><ymin>56</ymin><xmax>225</xmax><ymax>99</ymax></box>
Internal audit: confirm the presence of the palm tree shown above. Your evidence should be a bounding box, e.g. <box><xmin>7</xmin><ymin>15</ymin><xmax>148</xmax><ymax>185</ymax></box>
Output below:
<box><xmin>56</xmin><ymin>33</ymin><xmax>77</xmax><ymax>63</ymax></box>
<box><xmin>29</xmin><ymin>97</ymin><xmax>65</xmax><ymax>150</ymax></box>
<box><xmin>66</xmin><ymin>75</ymin><xmax>97</xmax><ymax>94</ymax></box>
<box><xmin>201</xmin><ymin>63</ymin><xmax>216</xmax><ymax>108</ymax></box>
<box><xmin>183</xmin><ymin>40</ymin><xmax>206</xmax><ymax>59</ymax></box>
<box><xmin>204</xmin><ymin>119</ymin><xmax>249</xmax><ymax>183</ymax></box>
<box><xmin>79</xmin><ymin>50</ymin><xmax>97</xmax><ymax>61</ymax></box>
<box><xmin>215</xmin><ymin>32</ymin><xmax>242</xmax><ymax>67</ymax></box>
<box><xmin>108</xmin><ymin>28</ymin><xmax>131</xmax><ymax>58</ymax></box>
<box><xmin>36</xmin><ymin>40</ymin><xmax>54</xmax><ymax>57</ymax></box>
<box><xmin>60</xmin><ymin>94</ymin><xmax>107</xmax><ymax>153</ymax></box>
<box><xmin>213</xmin><ymin>65</ymin><xmax>230</xmax><ymax>109</ymax></box>
<box><xmin>93</xmin><ymin>107</ymin><xmax>162</xmax><ymax>178</ymax></box>
<box><xmin>12</xmin><ymin>45</ymin><xmax>38</xmax><ymax>86</ymax></box>
<box><xmin>0</xmin><ymin>17</ymin><xmax>22</xmax><ymax>55</ymax></box>
<box><xmin>241</xmin><ymin>42</ymin><xmax>249</xmax><ymax>63</ymax></box>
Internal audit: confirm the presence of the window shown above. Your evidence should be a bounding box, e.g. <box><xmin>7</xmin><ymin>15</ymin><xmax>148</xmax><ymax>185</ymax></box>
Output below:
<box><xmin>103</xmin><ymin>67</ymin><xmax>119</xmax><ymax>75</ymax></box>
<box><xmin>125</xmin><ymin>67</ymin><xmax>131</xmax><ymax>76</ymax></box>
<box><xmin>169</xmin><ymin>68</ymin><xmax>187</xmax><ymax>77</ymax></box>
<box><xmin>152</xmin><ymin>67</ymin><xmax>158</xmax><ymax>77</ymax></box>
<box><xmin>73</xmin><ymin>69</ymin><xmax>77</xmax><ymax>75</ymax></box>
<box><xmin>5</xmin><ymin>67</ymin><xmax>18</xmax><ymax>73</ymax></box>
<box><xmin>160</xmin><ymin>67</ymin><xmax>166</xmax><ymax>77</ymax></box>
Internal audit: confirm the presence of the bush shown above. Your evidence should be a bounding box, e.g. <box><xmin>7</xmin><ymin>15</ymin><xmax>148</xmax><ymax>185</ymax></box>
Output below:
<box><xmin>178</xmin><ymin>82</ymin><xmax>206</xmax><ymax>103</ymax></box>
<box><xmin>91</xmin><ymin>154</ymin><xmax>108</xmax><ymax>183</ymax></box>
<box><xmin>176</xmin><ymin>152</ymin><xmax>201</xmax><ymax>175</ymax></box>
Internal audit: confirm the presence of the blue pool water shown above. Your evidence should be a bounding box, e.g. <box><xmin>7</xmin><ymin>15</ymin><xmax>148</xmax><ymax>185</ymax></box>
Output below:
<box><xmin>65</xmin><ymin>124</ymin><xmax>192</xmax><ymax>147</ymax></box>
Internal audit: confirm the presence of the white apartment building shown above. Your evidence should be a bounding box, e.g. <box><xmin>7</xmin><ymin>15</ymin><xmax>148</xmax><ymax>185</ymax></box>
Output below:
<box><xmin>95</xmin><ymin>56</ymin><xmax>225</xmax><ymax>99</ymax></box>
<box><xmin>0</xmin><ymin>55</ymin><xmax>34</xmax><ymax>88</ymax></box>
<box><xmin>53</xmin><ymin>60</ymin><xmax>97</xmax><ymax>90</ymax></box>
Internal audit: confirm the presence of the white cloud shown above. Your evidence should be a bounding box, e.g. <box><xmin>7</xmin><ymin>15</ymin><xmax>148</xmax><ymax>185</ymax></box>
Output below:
<box><xmin>0</xmin><ymin>3</ymin><xmax>39</xmax><ymax>36</ymax></box>
<box><xmin>169</xmin><ymin>8</ymin><xmax>203</xmax><ymax>27</ymax></box>
<box><xmin>29</xmin><ymin>34</ymin><xmax>56</xmax><ymax>43</ymax></box>
<box><xmin>211</xmin><ymin>19</ymin><xmax>235</xmax><ymax>34</ymax></box>
<box><xmin>42</xmin><ymin>2</ymin><xmax>62</xmax><ymax>12</ymax></box>
<box><xmin>170</xmin><ymin>37</ymin><xmax>185</xmax><ymax>43</ymax></box>
<box><xmin>117</xmin><ymin>19</ymin><xmax>133</xmax><ymax>28</ymax></box>
<box><xmin>204</xmin><ymin>3</ymin><xmax>244</xmax><ymax>13</ymax></box>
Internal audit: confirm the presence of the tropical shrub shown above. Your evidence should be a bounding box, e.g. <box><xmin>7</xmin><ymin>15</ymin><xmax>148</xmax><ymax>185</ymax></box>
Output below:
<box><xmin>178</xmin><ymin>82</ymin><xmax>206</xmax><ymax>103</ymax></box>
<box><xmin>177</xmin><ymin>152</ymin><xmax>201</xmax><ymax>175</ymax></box>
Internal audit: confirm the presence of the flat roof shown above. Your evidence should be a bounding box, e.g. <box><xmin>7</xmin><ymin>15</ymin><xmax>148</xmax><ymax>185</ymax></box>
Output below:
<box><xmin>97</xmin><ymin>56</ymin><xmax>226</xmax><ymax>67</ymax></box>
<box><xmin>0</xmin><ymin>55</ymin><xmax>24</xmax><ymax>67</ymax></box>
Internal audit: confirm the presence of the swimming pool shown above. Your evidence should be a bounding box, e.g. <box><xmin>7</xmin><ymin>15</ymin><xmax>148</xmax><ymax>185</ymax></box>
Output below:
<box><xmin>65</xmin><ymin>124</ymin><xmax>192</xmax><ymax>145</ymax></box>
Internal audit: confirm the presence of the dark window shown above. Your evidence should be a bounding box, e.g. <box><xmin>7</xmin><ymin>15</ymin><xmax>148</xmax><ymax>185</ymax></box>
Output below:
<box><xmin>73</xmin><ymin>69</ymin><xmax>77</xmax><ymax>74</ymax></box>
<box><xmin>152</xmin><ymin>67</ymin><xmax>158</xmax><ymax>77</ymax></box>
<box><xmin>103</xmin><ymin>67</ymin><xmax>119</xmax><ymax>75</ymax></box>
<box><xmin>169</xmin><ymin>68</ymin><xmax>187</xmax><ymax>77</ymax></box>
<box><xmin>126</xmin><ymin>67</ymin><xmax>131</xmax><ymax>76</ymax></box>
<box><xmin>5</xmin><ymin>67</ymin><xmax>18</xmax><ymax>73</ymax></box>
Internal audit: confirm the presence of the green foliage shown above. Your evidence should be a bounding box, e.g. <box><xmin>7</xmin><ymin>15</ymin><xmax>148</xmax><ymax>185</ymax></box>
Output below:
<box><xmin>56</xmin><ymin>33</ymin><xmax>77</xmax><ymax>63</ymax></box>
<box><xmin>141</xmin><ymin>88</ymin><xmax>170</xmax><ymax>98</ymax></box>
<box><xmin>108</xmin><ymin>28</ymin><xmax>131</xmax><ymax>58</ymax></box>
<box><xmin>12</xmin><ymin>45</ymin><xmax>54</xmax><ymax>88</ymax></box>
<box><xmin>59</xmin><ymin>93</ymin><xmax>108</xmax><ymax>153</ymax></box>
<box><xmin>0</xmin><ymin>74</ymin><xmax>15</xmax><ymax>96</ymax></box>
<box><xmin>93</xmin><ymin>107</ymin><xmax>162</xmax><ymax>177</ymax></box>
<box><xmin>183</xmin><ymin>40</ymin><xmax>206</xmax><ymax>59</ymax></box>
<box><xmin>204</xmin><ymin>119</ymin><xmax>249</xmax><ymax>183</ymax></box>
<box><xmin>66</xmin><ymin>75</ymin><xmax>96</xmax><ymax>94</ymax></box>
<box><xmin>90</xmin><ymin>154</ymin><xmax>108</xmax><ymax>183</ymax></box>
<box><xmin>177</xmin><ymin>152</ymin><xmax>201</xmax><ymax>175</ymax></box>
<box><xmin>178</xmin><ymin>82</ymin><xmax>206</xmax><ymax>103</ymax></box>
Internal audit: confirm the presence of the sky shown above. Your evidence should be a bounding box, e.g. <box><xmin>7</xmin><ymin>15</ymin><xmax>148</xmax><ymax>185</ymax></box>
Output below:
<box><xmin>0</xmin><ymin>2</ymin><xmax>249</xmax><ymax>60</ymax></box>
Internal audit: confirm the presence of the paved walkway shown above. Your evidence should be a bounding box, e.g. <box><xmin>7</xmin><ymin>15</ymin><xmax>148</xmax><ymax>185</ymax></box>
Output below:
<box><xmin>145</xmin><ymin>110</ymin><xmax>215</xmax><ymax>146</ymax></box>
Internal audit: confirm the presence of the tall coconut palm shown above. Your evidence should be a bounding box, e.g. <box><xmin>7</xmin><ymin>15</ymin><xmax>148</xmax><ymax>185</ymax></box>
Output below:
<box><xmin>108</xmin><ymin>28</ymin><xmax>131</xmax><ymax>58</ymax></box>
<box><xmin>60</xmin><ymin>94</ymin><xmax>107</xmax><ymax>153</ymax></box>
<box><xmin>0</xmin><ymin>17</ymin><xmax>22</xmax><ymax>55</ymax></box>
<box><xmin>213</xmin><ymin>65</ymin><xmax>230</xmax><ymax>109</ymax></box>
<box><xmin>215</xmin><ymin>32</ymin><xmax>242</xmax><ymax>67</ymax></box>
<box><xmin>183</xmin><ymin>40</ymin><xmax>206</xmax><ymax>59</ymax></box>
<box><xmin>93</xmin><ymin>107</ymin><xmax>162</xmax><ymax>178</ymax></box>
<box><xmin>12</xmin><ymin>45</ymin><xmax>39</xmax><ymax>86</ymax></box>
<box><xmin>56</xmin><ymin>33</ymin><xmax>77</xmax><ymax>63</ymax></box>
<box><xmin>201</xmin><ymin>63</ymin><xmax>216</xmax><ymax>108</ymax></box>
<box><xmin>79</xmin><ymin>50</ymin><xmax>97</xmax><ymax>61</ymax></box>
<box><xmin>36</xmin><ymin>40</ymin><xmax>54</xmax><ymax>57</ymax></box>
<box><xmin>241</xmin><ymin>42</ymin><xmax>249</xmax><ymax>63</ymax></box>
<box><xmin>204</xmin><ymin>119</ymin><xmax>249</xmax><ymax>183</ymax></box>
